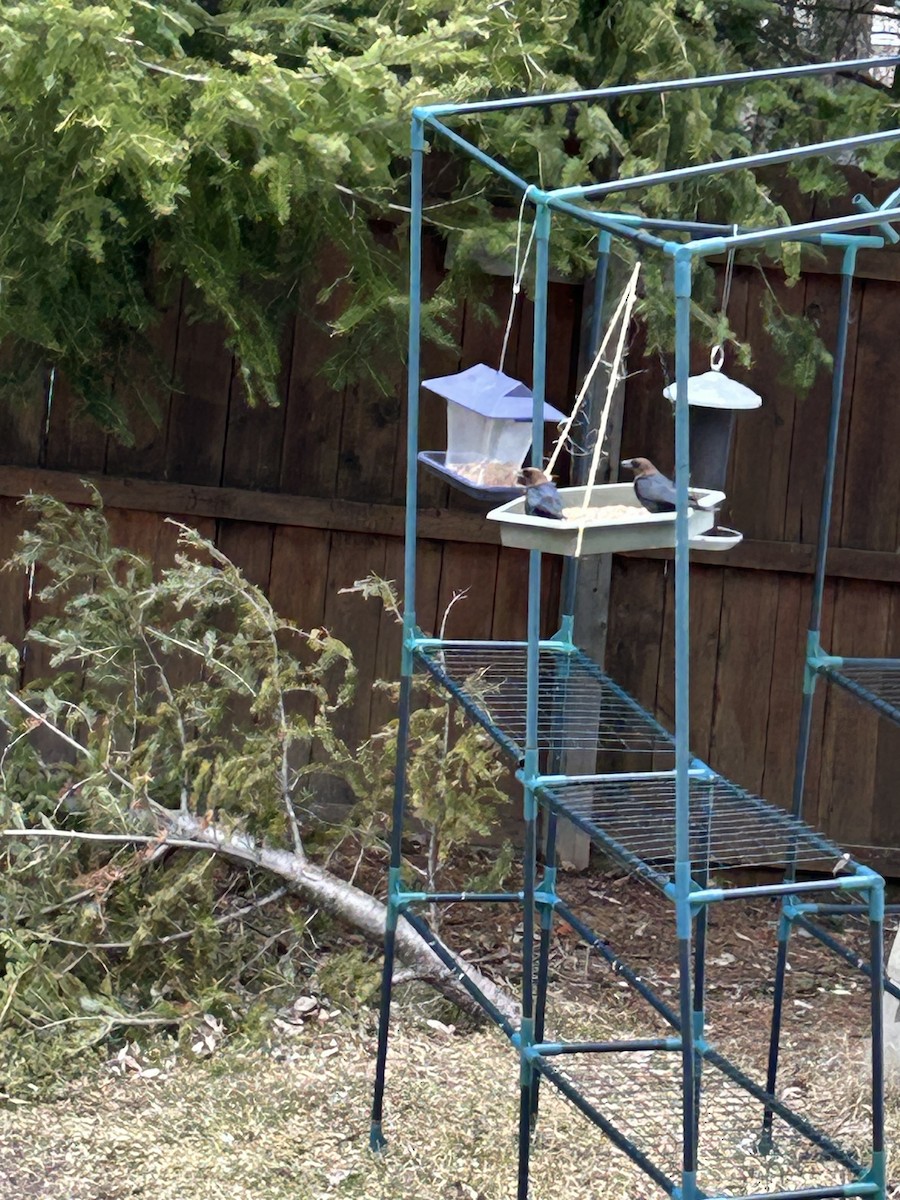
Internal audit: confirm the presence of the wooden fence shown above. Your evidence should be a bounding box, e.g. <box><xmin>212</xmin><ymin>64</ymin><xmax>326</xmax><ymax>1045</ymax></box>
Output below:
<box><xmin>607</xmin><ymin>224</ymin><xmax>900</xmax><ymax>874</ymax></box>
<box><xmin>3</xmin><ymin>193</ymin><xmax>900</xmax><ymax>870</ymax></box>
<box><xmin>0</xmin><ymin>237</ymin><xmax>575</xmax><ymax>764</ymax></box>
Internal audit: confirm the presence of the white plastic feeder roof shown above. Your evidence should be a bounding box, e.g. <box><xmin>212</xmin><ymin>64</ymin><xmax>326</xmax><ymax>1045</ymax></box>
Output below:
<box><xmin>662</xmin><ymin>370</ymin><xmax>762</xmax><ymax>411</ymax></box>
<box><xmin>422</xmin><ymin>363</ymin><xmax>565</xmax><ymax>422</ymax></box>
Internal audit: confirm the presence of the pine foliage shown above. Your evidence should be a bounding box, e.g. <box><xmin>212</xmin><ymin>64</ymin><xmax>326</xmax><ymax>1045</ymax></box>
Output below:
<box><xmin>0</xmin><ymin>494</ymin><xmax>507</xmax><ymax>1095</ymax></box>
<box><xmin>0</xmin><ymin>2</ymin><xmax>898</xmax><ymax>426</ymax></box>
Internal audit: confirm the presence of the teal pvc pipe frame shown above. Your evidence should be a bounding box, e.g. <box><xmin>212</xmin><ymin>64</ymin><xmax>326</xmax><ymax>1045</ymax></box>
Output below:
<box><xmin>422</xmin><ymin>53</ymin><xmax>900</xmax><ymax>117</ymax></box>
<box><xmin>673</xmin><ymin>246</ymin><xmax>698</xmax><ymax>1198</ymax></box>
<box><xmin>377</xmin><ymin>69</ymin><xmax>894</xmax><ymax>1196</ymax></box>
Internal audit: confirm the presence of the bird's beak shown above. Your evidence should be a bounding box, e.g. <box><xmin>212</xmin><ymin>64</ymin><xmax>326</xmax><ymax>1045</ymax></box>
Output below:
<box><xmin>620</xmin><ymin>459</ymin><xmax>634</xmax><ymax>470</ymax></box>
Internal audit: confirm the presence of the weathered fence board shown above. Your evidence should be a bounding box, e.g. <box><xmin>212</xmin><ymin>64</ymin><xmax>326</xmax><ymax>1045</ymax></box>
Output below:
<box><xmin>610</xmin><ymin>252</ymin><xmax>900</xmax><ymax>871</ymax></box>
<box><xmin>5</xmin><ymin>226</ymin><xmax>900</xmax><ymax>867</ymax></box>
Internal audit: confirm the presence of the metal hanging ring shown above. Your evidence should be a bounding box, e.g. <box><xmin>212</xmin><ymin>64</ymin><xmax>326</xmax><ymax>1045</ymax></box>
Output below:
<box><xmin>710</xmin><ymin>344</ymin><xmax>725</xmax><ymax>372</ymax></box>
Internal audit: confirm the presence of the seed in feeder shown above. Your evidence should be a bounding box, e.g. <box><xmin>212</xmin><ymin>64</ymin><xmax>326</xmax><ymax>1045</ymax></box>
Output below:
<box><xmin>561</xmin><ymin>504</ymin><xmax>654</xmax><ymax>522</ymax></box>
<box><xmin>452</xmin><ymin>461</ymin><xmax>521</xmax><ymax>487</ymax></box>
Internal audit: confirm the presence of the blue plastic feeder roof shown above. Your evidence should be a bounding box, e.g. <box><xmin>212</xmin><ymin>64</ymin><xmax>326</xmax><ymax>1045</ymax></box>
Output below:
<box><xmin>422</xmin><ymin>362</ymin><xmax>565</xmax><ymax>423</ymax></box>
<box><xmin>418</xmin><ymin>363</ymin><xmax>566</xmax><ymax>503</ymax></box>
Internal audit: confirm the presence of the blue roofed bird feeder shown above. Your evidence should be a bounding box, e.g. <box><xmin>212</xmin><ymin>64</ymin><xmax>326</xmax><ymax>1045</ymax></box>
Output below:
<box><xmin>417</xmin><ymin>363</ymin><xmax>566</xmax><ymax>503</ymax></box>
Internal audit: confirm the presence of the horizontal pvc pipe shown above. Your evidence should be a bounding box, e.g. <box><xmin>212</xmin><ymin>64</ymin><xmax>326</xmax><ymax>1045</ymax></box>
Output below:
<box><xmin>415</xmin><ymin>657</ymin><xmax>522</xmax><ymax>762</ymax></box>
<box><xmin>599</xmin><ymin>212</ymin><xmax>882</xmax><ymax>250</ymax></box>
<box><xmin>532</xmin><ymin>1038</ymin><xmax>681</xmax><ymax>1056</ymax></box>
<box><xmin>838</xmin><ymin>657</ymin><xmax>900</xmax><ymax>669</ymax></box>
<box><xmin>544</xmin><ymin>798</ymin><xmax>670</xmax><ymax>889</ymax></box>
<box><xmin>687</xmin><ymin>207</ymin><xmax>900</xmax><ymax>253</ymax></box>
<box><xmin>555</xmin><ymin>129</ymin><xmax>900</xmax><ymax>202</ymax></box>
<box><xmin>398</xmin><ymin>890</ymin><xmax>524</xmax><ymax>905</ymax></box>
<box><xmin>605</xmin><ymin>214</ymin><xmax>740</xmax><ymax>234</ymax></box>
<box><xmin>419</xmin><ymin>55</ymin><xmax>900</xmax><ymax>117</ymax></box>
<box><xmin>709</xmin><ymin>1186</ymin><xmax>878</xmax><ymax>1200</ymax></box>
<box><xmin>820</xmin><ymin>670</ymin><xmax>900</xmax><ymax>724</ymax></box>
<box><xmin>790</xmin><ymin>902</ymin><xmax>869</xmax><ymax>915</ymax></box>
<box><xmin>690</xmin><ymin>875</ymin><xmax>878</xmax><ymax>905</ymax></box>
<box><xmin>554</xmin><ymin>901</ymin><xmax>681</xmax><ymax>1026</ymax></box>
<box><xmin>546</xmin><ymin>195</ymin><xmax>671</xmax><ymax>250</ymax></box>
<box><xmin>704</xmin><ymin>1048</ymin><xmax>862</xmax><ymax>1173</ymax></box>
<box><xmin>794</xmin><ymin>914</ymin><xmax>900</xmax><ymax>1004</ymax></box>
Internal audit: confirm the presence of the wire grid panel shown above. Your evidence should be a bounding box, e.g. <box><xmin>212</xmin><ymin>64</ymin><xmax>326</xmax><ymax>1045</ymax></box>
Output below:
<box><xmin>415</xmin><ymin>643</ymin><xmax>675</xmax><ymax>763</ymax></box>
<box><xmin>540</xmin><ymin>775</ymin><xmax>851</xmax><ymax>883</ymax></box>
<box><xmin>819</xmin><ymin>662</ymin><xmax>900</xmax><ymax>725</ymax></box>
<box><xmin>541</xmin><ymin>1050</ymin><xmax>862</xmax><ymax>1197</ymax></box>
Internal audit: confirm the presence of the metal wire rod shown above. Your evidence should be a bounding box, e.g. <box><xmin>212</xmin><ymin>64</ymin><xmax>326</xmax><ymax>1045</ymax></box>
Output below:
<box><xmin>400</xmin><ymin>910</ymin><xmax>517</xmax><ymax>1038</ymax></box>
<box><xmin>397</xmin><ymin>890</ymin><xmax>524</xmax><ymax>904</ymax></box>
<box><xmin>535</xmin><ymin>1058</ymin><xmax>680</xmax><ymax>1196</ymax></box>
<box><xmin>703</xmin><ymin>1049</ymin><xmax>863</xmax><ymax>1174</ymax></box>
<box><xmin>794</xmin><ymin>914</ymin><xmax>900</xmax><ymax>1004</ymax></box>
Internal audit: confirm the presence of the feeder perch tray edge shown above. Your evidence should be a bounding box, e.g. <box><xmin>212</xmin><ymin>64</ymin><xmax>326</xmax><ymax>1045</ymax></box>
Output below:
<box><xmin>486</xmin><ymin>483</ymin><xmax>725</xmax><ymax>557</ymax></box>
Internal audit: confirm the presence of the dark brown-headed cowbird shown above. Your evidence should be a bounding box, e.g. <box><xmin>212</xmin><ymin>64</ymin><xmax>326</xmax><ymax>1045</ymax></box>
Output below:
<box><xmin>518</xmin><ymin>467</ymin><xmax>564</xmax><ymax>520</ymax></box>
<box><xmin>620</xmin><ymin>457</ymin><xmax>699</xmax><ymax>514</ymax></box>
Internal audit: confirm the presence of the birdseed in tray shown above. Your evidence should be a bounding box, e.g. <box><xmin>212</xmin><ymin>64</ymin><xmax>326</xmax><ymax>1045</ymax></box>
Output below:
<box><xmin>561</xmin><ymin>504</ymin><xmax>654</xmax><ymax>522</ymax></box>
<box><xmin>451</xmin><ymin>461</ymin><xmax>522</xmax><ymax>487</ymax></box>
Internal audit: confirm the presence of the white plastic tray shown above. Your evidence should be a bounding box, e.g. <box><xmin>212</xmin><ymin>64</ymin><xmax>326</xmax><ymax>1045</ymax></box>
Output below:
<box><xmin>688</xmin><ymin>526</ymin><xmax>743</xmax><ymax>552</ymax></box>
<box><xmin>486</xmin><ymin>483</ymin><xmax>724</xmax><ymax>557</ymax></box>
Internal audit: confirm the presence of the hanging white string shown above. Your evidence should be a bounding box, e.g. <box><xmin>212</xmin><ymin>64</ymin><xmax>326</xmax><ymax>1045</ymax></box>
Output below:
<box><xmin>498</xmin><ymin>185</ymin><xmax>537</xmax><ymax>375</ymax></box>
<box><xmin>710</xmin><ymin>224</ymin><xmax>738</xmax><ymax>373</ymax></box>
<box><xmin>574</xmin><ymin>261</ymin><xmax>642</xmax><ymax>559</ymax></box>
<box><xmin>545</xmin><ymin>260</ymin><xmax>642</xmax><ymax>480</ymax></box>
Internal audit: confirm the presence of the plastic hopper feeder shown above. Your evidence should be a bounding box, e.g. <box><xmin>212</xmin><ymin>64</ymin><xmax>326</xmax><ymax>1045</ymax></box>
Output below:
<box><xmin>417</xmin><ymin>363</ymin><xmax>566</xmax><ymax>503</ymax></box>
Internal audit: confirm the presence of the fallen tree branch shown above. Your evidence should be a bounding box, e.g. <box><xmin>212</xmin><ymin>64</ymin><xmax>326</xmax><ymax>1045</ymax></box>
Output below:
<box><xmin>167</xmin><ymin>813</ymin><xmax>519</xmax><ymax>1023</ymax></box>
<box><xmin>2</xmin><ymin>821</ymin><xmax>519</xmax><ymax>1023</ymax></box>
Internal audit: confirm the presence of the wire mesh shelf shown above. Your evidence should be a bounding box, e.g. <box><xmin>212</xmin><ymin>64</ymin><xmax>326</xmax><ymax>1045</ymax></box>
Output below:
<box><xmin>817</xmin><ymin>659</ymin><xmax>900</xmax><ymax>725</ymax></box>
<box><xmin>539</xmin><ymin>775</ymin><xmax>853</xmax><ymax>888</ymax></box>
<box><xmin>538</xmin><ymin>1048</ymin><xmax>864</xmax><ymax>1197</ymax></box>
<box><xmin>414</xmin><ymin>641</ymin><xmax>675</xmax><ymax>764</ymax></box>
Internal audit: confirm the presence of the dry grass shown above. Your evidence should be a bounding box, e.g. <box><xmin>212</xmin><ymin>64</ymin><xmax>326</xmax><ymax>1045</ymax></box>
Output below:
<box><xmin>2</xmin><ymin>874</ymin><xmax>899</xmax><ymax>1199</ymax></box>
<box><xmin>0</xmin><ymin>991</ymin><xmax>897</xmax><ymax>1200</ymax></box>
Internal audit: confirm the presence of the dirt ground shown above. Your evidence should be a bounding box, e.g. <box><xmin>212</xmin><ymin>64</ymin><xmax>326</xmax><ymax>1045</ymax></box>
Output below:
<box><xmin>1</xmin><ymin>865</ymin><xmax>898</xmax><ymax>1200</ymax></box>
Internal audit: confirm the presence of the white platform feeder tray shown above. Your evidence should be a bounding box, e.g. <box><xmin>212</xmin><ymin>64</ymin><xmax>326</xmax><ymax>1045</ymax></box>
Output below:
<box><xmin>487</xmin><ymin>483</ymin><xmax>726</xmax><ymax>557</ymax></box>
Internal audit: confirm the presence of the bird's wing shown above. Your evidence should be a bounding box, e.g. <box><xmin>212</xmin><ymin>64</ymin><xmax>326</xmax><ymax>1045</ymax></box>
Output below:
<box><xmin>536</xmin><ymin>484</ymin><xmax>564</xmax><ymax>518</ymax></box>
<box><xmin>636</xmin><ymin>474</ymin><xmax>677</xmax><ymax>508</ymax></box>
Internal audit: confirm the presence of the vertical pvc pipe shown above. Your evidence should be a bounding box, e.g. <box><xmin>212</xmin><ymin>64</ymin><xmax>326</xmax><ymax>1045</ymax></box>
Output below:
<box><xmin>370</xmin><ymin>116</ymin><xmax>426</xmax><ymax>1152</ymax></box>
<box><xmin>808</xmin><ymin>245</ymin><xmax>857</xmax><ymax>641</ymax></box>
<box><xmin>760</xmin><ymin>919</ymin><xmax>791</xmax><ymax>1152</ymax></box>
<box><xmin>869</xmin><ymin>881</ymin><xmax>886</xmax><ymax>1195</ymax></box>
<box><xmin>401</xmin><ymin>115</ymin><xmax>426</xmax><ymax>639</ymax></box>
<box><xmin>530</xmin><ymin>812</ymin><xmax>557</xmax><ymax>1125</ymax></box>
<box><xmin>789</xmin><ymin>244</ymin><xmax>857</xmax><ymax>828</ymax></box>
<box><xmin>762</xmin><ymin>244</ymin><xmax>859</xmax><ymax>1155</ymax></box>
<box><xmin>518</xmin><ymin>199</ymin><xmax>551</xmax><ymax>1200</ymax></box>
<box><xmin>673</xmin><ymin>248</ymin><xmax>697</xmax><ymax>1198</ymax></box>
<box><xmin>691</xmin><ymin>783</ymin><xmax>713</xmax><ymax>1150</ymax></box>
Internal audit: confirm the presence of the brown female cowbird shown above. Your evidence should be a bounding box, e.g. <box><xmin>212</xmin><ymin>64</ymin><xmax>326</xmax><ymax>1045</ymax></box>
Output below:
<box><xmin>620</xmin><ymin>457</ymin><xmax>699</xmax><ymax>514</ymax></box>
<box><xmin>518</xmin><ymin>467</ymin><xmax>564</xmax><ymax>519</ymax></box>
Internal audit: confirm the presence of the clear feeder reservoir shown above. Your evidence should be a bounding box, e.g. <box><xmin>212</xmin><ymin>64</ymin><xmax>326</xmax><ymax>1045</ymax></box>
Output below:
<box><xmin>418</xmin><ymin>363</ymin><xmax>566</xmax><ymax>503</ymax></box>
